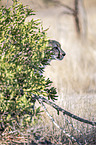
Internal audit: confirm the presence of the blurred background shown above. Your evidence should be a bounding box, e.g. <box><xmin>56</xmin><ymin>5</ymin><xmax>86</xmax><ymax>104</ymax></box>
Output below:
<box><xmin>1</xmin><ymin>0</ymin><xmax>96</xmax><ymax>119</ymax></box>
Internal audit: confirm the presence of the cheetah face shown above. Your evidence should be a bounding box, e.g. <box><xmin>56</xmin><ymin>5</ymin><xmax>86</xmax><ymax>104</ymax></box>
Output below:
<box><xmin>48</xmin><ymin>40</ymin><xmax>66</xmax><ymax>60</ymax></box>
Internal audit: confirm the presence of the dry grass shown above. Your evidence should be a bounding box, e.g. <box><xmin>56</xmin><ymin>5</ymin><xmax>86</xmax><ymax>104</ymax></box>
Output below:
<box><xmin>1</xmin><ymin>114</ymin><xmax>96</xmax><ymax>144</ymax></box>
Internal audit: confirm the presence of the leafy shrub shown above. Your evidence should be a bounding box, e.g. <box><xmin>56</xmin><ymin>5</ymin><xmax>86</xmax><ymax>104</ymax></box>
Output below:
<box><xmin>0</xmin><ymin>0</ymin><xmax>57</xmax><ymax>133</ymax></box>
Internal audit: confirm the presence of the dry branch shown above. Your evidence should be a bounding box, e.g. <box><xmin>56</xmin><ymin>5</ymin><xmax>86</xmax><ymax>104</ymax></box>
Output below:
<box><xmin>78</xmin><ymin>0</ymin><xmax>87</xmax><ymax>38</ymax></box>
<box><xmin>74</xmin><ymin>0</ymin><xmax>81</xmax><ymax>34</ymax></box>
<box><xmin>34</xmin><ymin>95</ymin><xmax>96</xmax><ymax>126</ymax></box>
<box><xmin>53</xmin><ymin>0</ymin><xmax>87</xmax><ymax>37</ymax></box>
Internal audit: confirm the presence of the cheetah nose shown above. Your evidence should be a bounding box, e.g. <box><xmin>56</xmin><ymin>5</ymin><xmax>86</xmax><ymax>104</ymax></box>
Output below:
<box><xmin>62</xmin><ymin>52</ymin><xmax>66</xmax><ymax>56</ymax></box>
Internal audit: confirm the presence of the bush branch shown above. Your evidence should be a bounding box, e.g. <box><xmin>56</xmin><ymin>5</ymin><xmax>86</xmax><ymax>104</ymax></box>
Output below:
<box><xmin>35</xmin><ymin>95</ymin><xmax>96</xmax><ymax>126</ymax></box>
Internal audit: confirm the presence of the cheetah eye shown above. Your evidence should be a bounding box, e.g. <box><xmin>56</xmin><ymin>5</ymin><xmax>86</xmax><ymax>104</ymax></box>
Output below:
<box><xmin>54</xmin><ymin>47</ymin><xmax>58</xmax><ymax>50</ymax></box>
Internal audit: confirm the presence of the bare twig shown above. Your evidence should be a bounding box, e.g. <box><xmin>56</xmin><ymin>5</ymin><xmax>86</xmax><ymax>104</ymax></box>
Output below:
<box><xmin>53</xmin><ymin>0</ymin><xmax>75</xmax><ymax>15</ymax></box>
<box><xmin>64</xmin><ymin>115</ymin><xmax>87</xmax><ymax>144</ymax></box>
<box><xmin>38</xmin><ymin>97</ymin><xmax>82</xmax><ymax>145</ymax></box>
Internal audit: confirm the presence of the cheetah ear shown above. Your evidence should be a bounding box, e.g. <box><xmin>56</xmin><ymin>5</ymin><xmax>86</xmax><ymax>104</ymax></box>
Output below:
<box><xmin>48</xmin><ymin>40</ymin><xmax>52</xmax><ymax>47</ymax></box>
<box><xmin>48</xmin><ymin>39</ymin><xmax>51</xmax><ymax>43</ymax></box>
<box><xmin>48</xmin><ymin>40</ymin><xmax>51</xmax><ymax>43</ymax></box>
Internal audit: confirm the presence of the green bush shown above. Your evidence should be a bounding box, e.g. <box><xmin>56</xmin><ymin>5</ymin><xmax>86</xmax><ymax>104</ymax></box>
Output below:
<box><xmin>0</xmin><ymin>0</ymin><xmax>57</xmax><ymax>133</ymax></box>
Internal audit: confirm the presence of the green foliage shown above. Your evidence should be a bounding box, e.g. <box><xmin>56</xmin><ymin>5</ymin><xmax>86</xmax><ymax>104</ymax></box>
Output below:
<box><xmin>0</xmin><ymin>0</ymin><xmax>57</xmax><ymax>133</ymax></box>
